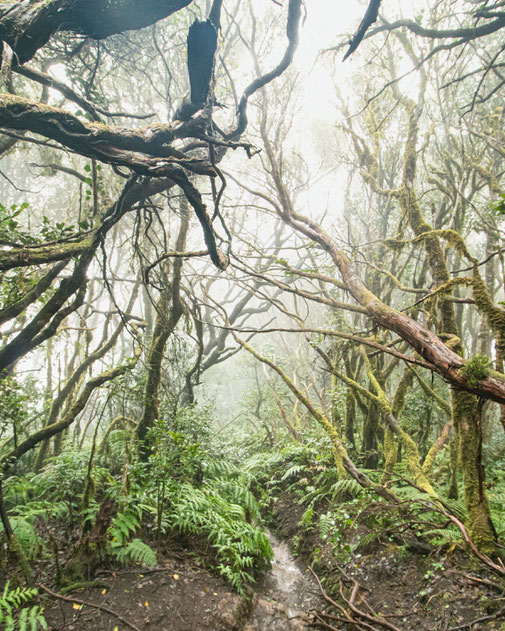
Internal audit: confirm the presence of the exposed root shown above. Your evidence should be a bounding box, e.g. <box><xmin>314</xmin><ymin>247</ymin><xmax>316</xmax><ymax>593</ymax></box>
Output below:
<box><xmin>309</xmin><ymin>567</ymin><xmax>402</xmax><ymax>631</ymax></box>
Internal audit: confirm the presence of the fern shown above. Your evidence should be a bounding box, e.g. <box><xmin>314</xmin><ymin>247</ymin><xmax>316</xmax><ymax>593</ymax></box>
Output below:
<box><xmin>424</xmin><ymin>527</ymin><xmax>462</xmax><ymax>547</ymax></box>
<box><xmin>354</xmin><ymin>531</ymin><xmax>382</xmax><ymax>551</ymax></box>
<box><xmin>170</xmin><ymin>483</ymin><xmax>272</xmax><ymax>595</ymax></box>
<box><xmin>204</xmin><ymin>457</ymin><xmax>238</xmax><ymax>479</ymax></box>
<box><xmin>214</xmin><ymin>481</ymin><xmax>261</xmax><ymax>521</ymax></box>
<box><xmin>12</xmin><ymin>500</ymin><xmax>70</xmax><ymax>522</ymax></box>
<box><xmin>108</xmin><ymin>509</ymin><xmax>140</xmax><ymax>545</ymax></box>
<box><xmin>319</xmin><ymin>512</ymin><xmax>336</xmax><ymax>540</ymax></box>
<box><xmin>106</xmin><ymin>507</ymin><xmax>158</xmax><ymax>567</ymax></box>
<box><xmin>2</xmin><ymin>518</ymin><xmax>42</xmax><ymax>560</ymax></box>
<box><xmin>0</xmin><ymin>582</ymin><xmax>47</xmax><ymax>631</ymax></box>
<box><xmin>442</xmin><ymin>497</ymin><xmax>466</xmax><ymax>520</ymax></box>
<box><xmin>113</xmin><ymin>538</ymin><xmax>157</xmax><ymax>567</ymax></box>
<box><xmin>299</xmin><ymin>506</ymin><xmax>314</xmax><ymax>529</ymax></box>
<box><xmin>394</xmin><ymin>485</ymin><xmax>432</xmax><ymax>503</ymax></box>
<box><xmin>331</xmin><ymin>479</ymin><xmax>363</xmax><ymax>501</ymax></box>
<box><xmin>280</xmin><ymin>464</ymin><xmax>306</xmax><ymax>482</ymax></box>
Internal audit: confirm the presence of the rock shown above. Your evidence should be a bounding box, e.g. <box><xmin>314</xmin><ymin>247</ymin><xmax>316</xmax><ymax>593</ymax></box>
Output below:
<box><xmin>216</xmin><ymin>592</ymin><xmax>250</xmax><ymax>630</ymax></box>
<box><xmin>243</xmin><ymin>596</ymin><xmax>309</xmax><ymax>630</ymax></box>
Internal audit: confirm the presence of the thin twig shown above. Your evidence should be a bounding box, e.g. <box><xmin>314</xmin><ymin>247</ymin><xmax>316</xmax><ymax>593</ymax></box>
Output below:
<box><xmin>37</xmin><ymin>583</ymin><xmax>141</xmax><ymax>631</ymax></box>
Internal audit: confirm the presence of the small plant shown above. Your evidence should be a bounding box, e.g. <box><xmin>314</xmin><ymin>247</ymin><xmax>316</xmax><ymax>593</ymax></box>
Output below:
<box><xmin>0</xmin><ymin>582</ymin><xmax>47</xmax><ymax>631</ymax></box>
<box><xmin>299</xmin><ymin>506</ymin><xmax>314</xmax><ymax>530</ymax></box>
<box><xmin>171</xmin><ymin>483</ymin><xmax>272</xmax><ymax>595</ymax></box>
<box><xmin>107</xmin><ymin>508</ymin><xmax>157</xmax><ymax>568</ymax></box>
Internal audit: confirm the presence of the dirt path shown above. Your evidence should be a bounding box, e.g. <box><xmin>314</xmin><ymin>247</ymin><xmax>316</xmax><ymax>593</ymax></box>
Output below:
<box><xmin>42</xmin><ymin>533</ymin><xmax>323</xmax><ymax>631</ymax></box>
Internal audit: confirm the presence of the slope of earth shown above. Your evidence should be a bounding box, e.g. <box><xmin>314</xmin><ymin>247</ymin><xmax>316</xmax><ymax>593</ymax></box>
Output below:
<box><xmin>41</xmin><ymin>537</ymin><xmax>326</xmax><ymax>631</ymax></box>
<box><xmin>270</xmin><ymin>489</ymin><xmax>505</xmax><ymax>631</ymax></box>
<box><xmin>42</xmin><ymin>553</ymin><xmax>249</xmax><ymax>631</ymax></box>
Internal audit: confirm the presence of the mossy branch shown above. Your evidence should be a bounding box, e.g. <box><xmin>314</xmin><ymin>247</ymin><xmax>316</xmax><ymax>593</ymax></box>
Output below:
<box><xmin>1</xmin><ymin>347</ymin><xmax>141</xmax><ymax>470</ymax></box>
<box><xmin>232</xmin><ymin>331</ymin><xmax>397</xmax><ymax>502</ymax></box>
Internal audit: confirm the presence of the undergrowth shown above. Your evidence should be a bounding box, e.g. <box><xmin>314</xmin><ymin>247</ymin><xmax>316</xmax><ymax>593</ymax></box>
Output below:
<box><xmin>1</xmin><ymin>406</ymin><xmax>273</xmax><ymax>596</ymax></box>
<box><xmin>0</xmin><ymin>582</ymin><xmax>47</xmax><ymax>631</ymax></box>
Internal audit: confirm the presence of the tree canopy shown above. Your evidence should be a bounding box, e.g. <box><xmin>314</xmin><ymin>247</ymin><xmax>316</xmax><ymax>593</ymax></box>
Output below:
<box><xmin>3</xmin><ymin>1</ymin><xmax>505</xmax><ymax>628</ymax></box>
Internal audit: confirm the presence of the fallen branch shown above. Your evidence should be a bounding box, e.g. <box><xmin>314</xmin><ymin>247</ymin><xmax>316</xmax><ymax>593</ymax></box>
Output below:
<box><xmin>37</xmin><ymin>583</ymin><xmax>141</xmax><ymax>631</ymax></box>
<box><xmin>344</xmin><ymin>580</ymin><xmax>402</xmax><ymax>631</ymax></box>
<box><xmin>447</xmin><ymin>606</ymin><xmax>505</xmax><ymax>630</ymax></box>
<box><xmin>461</xmin><ymin>573</ymin><xmax>505</xmax><ymax>592</ymax></box>
<box><xmin>309</xmin><ymin>567</ymin><xmax>402</xmax><ymax>631</ymax></box>
<box><xmin>309</xmin><ymin>568</ymin><xmax>375</xmax><ymax>631</ymax></box>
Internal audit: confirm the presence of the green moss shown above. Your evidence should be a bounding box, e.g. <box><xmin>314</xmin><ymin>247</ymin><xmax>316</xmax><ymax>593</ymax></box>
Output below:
<box><xmin>381</xmin><ymin>427</ymin><xmax>397</xmax><ymax>483</ymax></box>
<box><xmin>460</xmin><ymin>354</ymin><xmax>490</xmax><ymax>387</ymax></box>
<box><xmin>452</xmin><ymin>390</ymin><xmax>497</xmax><ymax>555</ymax></box>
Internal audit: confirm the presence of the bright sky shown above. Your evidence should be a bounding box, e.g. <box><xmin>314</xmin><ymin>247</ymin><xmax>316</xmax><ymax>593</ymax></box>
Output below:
<box><xmin>295</xmin><ymin>0</ymin><xmax>424</xmax><ymax>120</ymax></box>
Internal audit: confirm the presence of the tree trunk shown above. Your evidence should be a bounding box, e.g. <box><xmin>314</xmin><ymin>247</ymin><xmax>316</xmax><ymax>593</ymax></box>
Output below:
<box><xmin>452</xmin><ymin>391</ymin><xmax>497</xmax><ymax>554</ymax></box>
<box><xmin>135</xmin><ymin>207</ymin><xmax>188</xmax><ymax>458</ymax></box>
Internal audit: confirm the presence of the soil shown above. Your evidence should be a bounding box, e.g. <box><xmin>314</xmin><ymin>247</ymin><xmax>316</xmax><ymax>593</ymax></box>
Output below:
<box><xmin>41</xmin><ymin>535</ymin><xmax>324</xmax><ymax>631</ymax></box>
<box><xmin>23</xmin><ymin>490</ymin><xmax>505</xmax><ymax>631</ymax></box>
<box><xmin>271</xmin><ymin>489</ymin><xmax>505</xmax><ymax>631</ymax></box>
<box><xmin>43</xmin><ymin>554</ymin><xmax>249</xmax><ymax>631</ymax></box>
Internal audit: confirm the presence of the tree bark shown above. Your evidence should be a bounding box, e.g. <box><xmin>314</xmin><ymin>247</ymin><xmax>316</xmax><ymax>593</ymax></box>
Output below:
<box><xmin>0</xmin><ymin>0</ymin><xmax>193</xmax><ymax>64</ymax></box>
<box><xmin>136</xmin><ymin>205</ymin><xmax>188</xmax><ymax>458</ymax></box>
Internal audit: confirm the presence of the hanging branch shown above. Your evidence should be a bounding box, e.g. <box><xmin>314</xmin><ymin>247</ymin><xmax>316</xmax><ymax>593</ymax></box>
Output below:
<box><xmin>343</xmin><ymin>0</ymin><xmax>382</xmax><ymax>61</ymax></box>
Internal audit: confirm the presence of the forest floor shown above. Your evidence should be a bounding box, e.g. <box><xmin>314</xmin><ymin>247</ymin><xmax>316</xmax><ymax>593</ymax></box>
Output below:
<box><xmin>270</xmin><ymin>488</ymin><xmax>505</xmax><ymax>631</ymax></box>
<box><xmin>41</xmin><ymin>533</ymin><xmax>323</xmax><ymax>631</ymax></box>
<box><xmin>37</xmin><ymin>490</ymin><xmax>505</xmax><ymax>631</ymax></box>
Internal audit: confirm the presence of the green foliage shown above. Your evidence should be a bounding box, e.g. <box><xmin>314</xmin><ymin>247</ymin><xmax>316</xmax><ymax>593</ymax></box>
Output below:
<box><xmin>106</xmin><ymin>507</ymin><xmax>157</xmax><ymax>567</ymax></box>
<box><xmin>299</xmin><ymin>506</ymin><xmax>314</xmax><ymax>529</ymax></box>
<box><xmin>460</xmin><ymin>354</ymin><xmax>490</xmax><ymax>387</ymax></box>
<box><xmin>3</xmin><ymin>518</ymin><xmax>42</xmax><ymax>560</ymax></box>
<box><xmin>0</xmin><ymin>202</ymin><xmax>79</xmax><ymax>245</ymax></box>
<box><xmin>354</xmin><ymin>531</ymin><xmax>381</xmax><ymax>551</ymax></box>
<box><xmin>0</xmin><ymin>376</ymin><xmax>29</xmax><ymax>439</ymax></box>
<box><xmin>331</xmin><ymin>478</ymin><xmax>363</xmax><ymax>501</ymax></box>
<box><xmin>423</xmin><ymin>526</ymin><xmax>462</xmax><ymax>547</ymax></box>
<box><xmin>280</xmin><ymin>464</ymin><xmax>307</xmax><ymax>482</ymax></box>
<box><xmin>108</xmin><ymin>509</ymin><xmax>141</xmax><ymax>545</ymax></box>
<box><xmin>319</xmin><ymin>511</ymin><xmax>336</xmax><ymax>539</ymax></box>
<box><xmin>170</xmin><ymin>483</ymin><xmax>272</xmax><ymax>595</ymax></box>
<box><xmin>491</xmin><ymin>193</ymin><xmax>505</xmax><ymax>216</ymax></box>
<box><xmin>0</xmin><ymin>202</ymin><xmax>32</xmax><ymax>245</ymax></box>
<box><xmin>0</xmin><ymin>582</ymin><xmax>47</xmax><ymax>631</ymax></box>
<box><xmin>116</xmin><ymin>405</ymin><xmax>273</xmax><ymax>592</ymax></box>
<box><xmin>113</xmin><ymin>538</ymin><xmax>157</xmax><ymax>567</ymax></box>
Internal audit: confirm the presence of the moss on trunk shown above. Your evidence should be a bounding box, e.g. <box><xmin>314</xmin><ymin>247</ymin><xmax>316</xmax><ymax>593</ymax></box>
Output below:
<box><xmin>452</xmin><ymin>390</ymin><xmax>497</xmax><ymax>555</ymax></box>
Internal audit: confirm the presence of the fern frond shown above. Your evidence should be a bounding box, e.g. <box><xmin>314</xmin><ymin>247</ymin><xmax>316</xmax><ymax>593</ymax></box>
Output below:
<box><xmin>114</xmin><ymin>538</ymin><xmax>157</xmax><ymax>567</ymax></box>
<box><xmin>354</xmin><ymin>531</ymin><xmax>382</xmax><ymax>551</ymax></box>
<box><xmin>2</xmin><ymin>517</ymin><xmax>42</xmax><ymax>560</ymax></box>
<box><xmin>280</xmin><ymin>465</ymin><xmax>306</xmax><ymax>482</ymax></box>
<box><xmin>299</xmin><ymin>506</ymin><xmax>314</xmax><ymax>528</ymax></box>
<box><xmin>319</xmin><ymin>512</ymin><xmax>336</xmax><ymax>540</ymax></box>
<box><xmin>331</xmin><ymin>479</ymin><xmax>363</xmax><ymax>501</ymax></box>
<box><xmin>0</xmin><ymin>582</ymin><xmax>46</xmax><ymax>631</ymax></box>
<box><xmin>108</xmin><ymin>510</ymin><xmax>140</xmax><ymax>545</ymax></box>
<box><xmin>424</xmin><ymin>527</ymin><xmax>462</xmax><ymax>546</ymax></box>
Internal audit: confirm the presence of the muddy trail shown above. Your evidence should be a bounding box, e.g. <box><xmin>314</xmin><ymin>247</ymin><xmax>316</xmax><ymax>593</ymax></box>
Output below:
<box><xmin>36</xmin><ymin>489</ymin><xmax>505</xmax><ymax>631</ymax></box>
<box><xmin>42</xmin><ymin>533</ymin><xmax>324</xmax><ymax>631</ymax></box>
<box><xmin>245</xmin><ymin>532</ymin><xmax>323</xmax><ymax>630</ymax></box>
